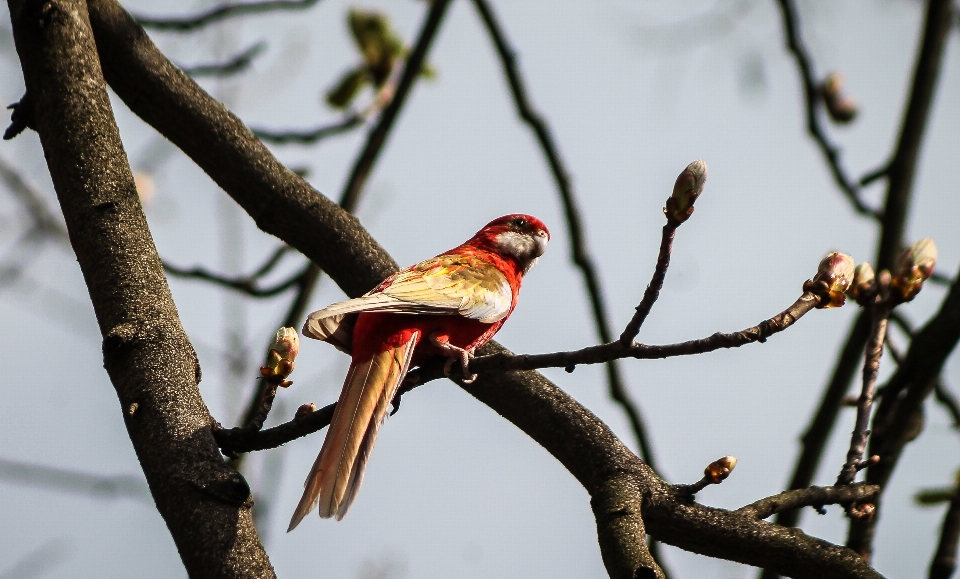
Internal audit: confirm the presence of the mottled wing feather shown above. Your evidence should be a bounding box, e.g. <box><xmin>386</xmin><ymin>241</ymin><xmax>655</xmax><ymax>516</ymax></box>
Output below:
<box><xmin>303</xmin><ymin>255</ymin><xmax>513</xmax><ymax>344</ymax></box>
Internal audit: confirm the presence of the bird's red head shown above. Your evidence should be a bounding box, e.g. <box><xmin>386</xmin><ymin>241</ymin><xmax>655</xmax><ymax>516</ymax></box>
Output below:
<box><xmin>466</xmin><ymin>214</ymin><xmax>550</xmax><ymax>274</ymax></box>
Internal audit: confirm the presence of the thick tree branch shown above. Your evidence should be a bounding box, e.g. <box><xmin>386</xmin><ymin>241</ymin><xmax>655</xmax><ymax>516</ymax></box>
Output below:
<box><xmin>85</xmin><ymin>3</ymin><xmax>885</xmax><ymax>576</ymax></box>
<box><xmin>134</xmin><ymin>0</ymin><xmax>322</xmax><ymax>32</ymax></box>
<box><xmin>737</xmin><ymin>484</ymin><xmax>880</xmax><ymax>520</ymax></box>
<box><xmin>6</xmin><ymin>0</ymin><xmax>274</xmax><ymax>576</ymax></box>
<box><xmin>471</xmin><ymin>0</ymin><xmax>658</xmax><ymax>473</ymax></box>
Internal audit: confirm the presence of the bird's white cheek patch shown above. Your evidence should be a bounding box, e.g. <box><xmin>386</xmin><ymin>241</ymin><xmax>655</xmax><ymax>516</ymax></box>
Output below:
<box><xmin>494</xmin><ymin>231</ymin><xmax>536</xmax><ymax>261</ymax></box>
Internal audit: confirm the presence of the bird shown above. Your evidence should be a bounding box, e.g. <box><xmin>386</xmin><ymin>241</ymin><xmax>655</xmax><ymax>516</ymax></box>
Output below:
<box><xmin>287</xmin><ymin>214</ymin><xmax>549</xmax><ymax>528</ymax></box>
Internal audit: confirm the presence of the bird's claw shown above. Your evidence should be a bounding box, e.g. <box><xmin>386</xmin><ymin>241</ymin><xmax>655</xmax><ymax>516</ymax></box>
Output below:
<box><xmin>431</xmin><ymin>332</ymin><xmax>478</xmax><ymax>384</ymax></box>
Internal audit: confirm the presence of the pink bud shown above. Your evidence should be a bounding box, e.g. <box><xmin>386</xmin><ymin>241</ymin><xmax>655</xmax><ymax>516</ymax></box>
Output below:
<box><xmin>806</xmin><ymin>252</ymin><xmax>855</xmax><ymax>308</ymax></box>
<box><xmin>822</xmin><ymin>72</ymin><xmax>858</xmax><ymax>124</ymax></box>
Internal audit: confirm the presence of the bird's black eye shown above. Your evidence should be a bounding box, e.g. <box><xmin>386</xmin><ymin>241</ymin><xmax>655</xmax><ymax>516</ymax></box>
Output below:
<box><xmin>512</xmin><ymin>218</ymin><xmax>527</xmax><ymax>228</ymax></box>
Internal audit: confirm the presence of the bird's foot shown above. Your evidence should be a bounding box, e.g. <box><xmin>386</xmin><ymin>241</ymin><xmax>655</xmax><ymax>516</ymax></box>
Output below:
<box><xmin>429</xmin><ymin>332</ymin><xmax>478</xmax><ymax>384</ymax></box>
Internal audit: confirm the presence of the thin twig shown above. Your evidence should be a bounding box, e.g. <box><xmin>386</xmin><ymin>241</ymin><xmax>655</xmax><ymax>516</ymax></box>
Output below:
<box><xmin>0</xmin><ymin>155</ymin><xmax>68</xmax><ymax>242</ymax></box>
<box><xmin>179</xmin><ymin>42</ymin><xmax>266</xmax><ymax>77</ymax></box>
<box><xmin>737</xmin><ymin>484</ymin><xmax>880</xmax><ymax>520</ymax></box>
<box><xmin>620</xmin><ymin>222</ymin><xmax>678</xmax><ymax>344</ymax></box>
<box><xmin>0</xmin><ymin>458</ymin><xmax>150</xmax><ymax>501</ymax></box>
<box><xmin>412</xmin><ymin>292</ymin><xmax>822</xmax><ymax>380</ymax></box>
<box><xmin>253</xmin><ymin>114</ymin><xmax>363</xmax><ymax>145</ymax></box>
<box><xmin>163</xmin><ymin>253</ymin><xmax>306</xmax><ymax>298</ymax></box>
<box><xmin>774</xmin><ymin>0</ymin><xmax>880</xmax><ymax>220</ymax></box>
<box><xmin>930</xmin><ymin>487</ymin><xmax>960</xmax><ymax>579</ymax></box>
<box><xmin>135</xmin><ymin>0</ymin><xmax>323</xmax><ymax>32</ymax></box>
<box><xmin>836</xmin><ymin>305</ymin><xmax>888</xmax><ymax>486</ymax></box>
<box><xmin>471</xmin><ymin>0</ymin><xmax>659</xmax><ymax>472</ymax></box>
<box><xmin>847</xmin><ymin>0</ymin><xmax>956</xmax><ymax>559</ymax></box>
<box><xmin>859</xmin><ymin>164</ymin><xmax>890</xmax><ymax>187</ymax></box>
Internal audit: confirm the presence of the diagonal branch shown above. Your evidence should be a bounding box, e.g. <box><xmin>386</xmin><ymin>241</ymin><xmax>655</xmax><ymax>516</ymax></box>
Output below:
<box><xmin>774</xmin><ymin>0</ymin><xmax>879</xmax><ymax>220</ymax></box>
<box><xmin>471</xmin><ymin>0</ymin><xmax>658</xmax><ymax>472</ymax></box>
<box><xmin>134</xmin><ymin>0</ymin><xmax>323</xmax><ymax>32</ymax></box>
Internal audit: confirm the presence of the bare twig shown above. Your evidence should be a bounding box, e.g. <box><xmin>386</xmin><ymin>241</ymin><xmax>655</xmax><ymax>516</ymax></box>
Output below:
<box><xmin>0</xmin><ymin>458</ymin><xmax>151</xmax><ymax>501</ymax></box>
<box><xmin>774</xmin><ymin>0</ymin><xmax>879</xmax><ymax>220</ymax></box>
<box><xmin>471</xmin><ymin>0</ymin><xmax>658</xmax><ymax>472</ymax></box>
<box><xmin>620</xmin><ymin>222</ymin><xmax>678</xmax><ymax>344</ymax></box>
<box><xmin>460</xmin><ymin>292</ymin><xmax>821</xmax><ymax>375</ymax></box>
<box><xmin>859</xmin><ymin>164</ymin><xmax>890</xmax><ymax>187</ymax></box>
<box><xmin>0</xmin><ymin>155</ymin><xmax>68</xmax><ymax>242</ymax></box>
<box><xmin>216</xmin><ymin>399</ymin><xmax>337</xmax><ymax>453</ymax></box>
<box><xmin>179</xmin><ymin>42</ymin><xmax>265</xmax><ymax>77</ymax></box>
<box><xmin>253</xmin><ymin>114</ymin><xmax>363</xmax><ymax>145</ymax></box>
<box><xmin>846</xmin><ymin>0</ymin><xmax>956</xmax><ymax>558</ymax></box>
<box><xmin>836</xmin><ymin>306</ymin><xmax>888</xmax><ymax>486</ymax></box>
<box><xmin>737</xmin><ymin>484</ymin><xmax>880</xmax><ymax>520</ymax></box>
<box><xmin>930</xmin><ymin>487</ymin><xmax>960</xmax><ymax>579</ymax></box>
<box><xmin>135</xmin><ymin>0</ymin><xmax>323</xmax><ymax>32</ymax></box>
<box><xmin>162</xmin><ymin>250</ymin><xmax>307</xmax><ymax>298</ymax></box>
<box><xmin>935</xmin><ymin>382</ymin><xmax>960</xmax><ymax>430</ymax></box>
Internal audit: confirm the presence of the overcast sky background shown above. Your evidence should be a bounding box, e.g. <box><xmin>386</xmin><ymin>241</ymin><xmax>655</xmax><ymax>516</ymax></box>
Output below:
<box><xmin>1</xmin><ymin>1</ymin><xmax>959</xmax><ymax>577</ymax></box>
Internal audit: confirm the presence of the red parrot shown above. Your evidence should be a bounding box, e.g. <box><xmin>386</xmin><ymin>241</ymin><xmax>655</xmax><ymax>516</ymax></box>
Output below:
<box><xmin>288</xmin><ymin>214</ymin><xmax>549</xmax><ymax>528</ymax></box>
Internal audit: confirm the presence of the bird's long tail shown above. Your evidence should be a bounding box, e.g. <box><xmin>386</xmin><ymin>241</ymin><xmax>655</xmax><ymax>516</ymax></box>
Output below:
<box><xmin>288</xmin><ymin>331</ymin><xmax>419</xmax><ymax>529</ymax></box>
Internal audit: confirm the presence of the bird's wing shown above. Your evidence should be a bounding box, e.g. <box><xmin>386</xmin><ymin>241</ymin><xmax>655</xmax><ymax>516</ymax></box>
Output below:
<box><xmin>303</xmin><ymin>255</ymin><xmax>513</xmax><ymax>343</ymax></box>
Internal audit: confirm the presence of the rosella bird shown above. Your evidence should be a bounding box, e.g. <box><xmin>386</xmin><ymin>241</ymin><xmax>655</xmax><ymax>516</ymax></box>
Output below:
<box><xmin>288</xmin><ymin>214</ymin><xmax>549</xmax><ymax>528</ymax></box>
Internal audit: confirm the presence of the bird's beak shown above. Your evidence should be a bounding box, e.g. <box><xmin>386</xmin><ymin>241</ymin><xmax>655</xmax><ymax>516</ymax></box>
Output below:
<box><xmin>533</xmin><ymin>230</ymin><xmax>548</xmax><ymax>257</ymax></box>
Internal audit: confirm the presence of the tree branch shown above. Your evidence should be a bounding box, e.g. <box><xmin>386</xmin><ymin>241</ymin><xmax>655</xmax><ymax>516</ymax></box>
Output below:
<box><xmin>0</xmin><ymin>457</ymin><xmax>151</xmax><ymax>501</ymax></box>
<box><xmin>930</xmin><ymin>488</ymin><xmax>960</xmax><ymax>579</ymax></box>
<box><xmin>179</xmin><ymin>41</ymin><xmax>265</xmax><ymax>78</ymax></box>
<box><xmin>737</xmin><ymin>484</ymin><xmax>880</xmax><ymax>520</ymax></box>
<box><xmin>252</xmin><ymin>113</ymin><xmax>363</xmax><ymax>144</ymax></box>
<box><xmin>471</xmin><ymin>0</ymin><xmax>659</xmax><ymax>475</ymax></box>
<box><xmin>162</xmin><ymin>249</ymin><xmax>307</xmax><ymax>298</ymax></box>
<box><xmin>774</xmin><ymin>0</ymin><xmax>879</xmax><ymax>220</ymax></box>
<box><xmin>848</xmin><ymin>261</ymin><xmax>960</xmax><ymax>557</ymax></box>
<box><xmin>836</xmin><ymin>306</ymin><xmax>888</xmax><ymax>486</ymax></box>
<box><xmin>7</xmin><ymin>0</ymin><xmax>274</xmax><ymax>575</ymax></box>
<box><xmin>134</xmin><ymin>0</ymin><xmax>322</xmax><ymax>32</ymax></box>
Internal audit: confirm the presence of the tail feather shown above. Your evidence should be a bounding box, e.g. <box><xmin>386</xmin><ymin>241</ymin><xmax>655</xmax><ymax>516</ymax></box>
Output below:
<box><xmin>287</xmin><ymin>331</ymin><xmax>418</xmax><ymax>530</ymax></box>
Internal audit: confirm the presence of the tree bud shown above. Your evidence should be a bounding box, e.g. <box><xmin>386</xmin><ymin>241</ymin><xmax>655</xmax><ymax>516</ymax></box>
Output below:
<box><xmin>704</xmin><ymin>456</ymin><xmax>737</xmax><ymax>484</ymax></box>
<box><xmin>295</xmin><ymin>403</ymin><xmax>317</xmax><ymax>419</ymax></box>
<box><xmin>260</xmin><ymin>327</ymin><xmax>299</xmax><ymax>386</ymax></box>
<box><xmin>806</xmin><ymin>252</ymin><xmax>855</xmax><ymax>308</ymax></box>
<box><xmin>822</xmin><ymin>72</ymin><xmax>858</xmax><ymax>124</ymax></box>
<box><xmin>665</xmin><ymin>159</ymin><xmax>708</xmax><ymax>223</ymax></box>
<box><xmin>846</xmin><ymin>262</ymin><xmax>876</xmax><ymax>304</ymax></box>
<box><xmin>892</xmin><ymin>238</ymin><xmax>937</xmax><ymax>301</ymax></box>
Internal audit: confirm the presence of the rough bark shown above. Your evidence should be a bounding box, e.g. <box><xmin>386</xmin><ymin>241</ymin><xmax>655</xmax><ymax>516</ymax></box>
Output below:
<box><xmin>5</xmin><ymin>0</ymin><xmax>274</xmax><ymax>577</ymax></box>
